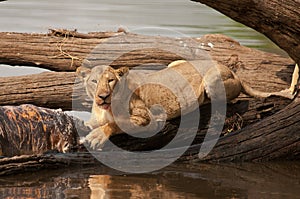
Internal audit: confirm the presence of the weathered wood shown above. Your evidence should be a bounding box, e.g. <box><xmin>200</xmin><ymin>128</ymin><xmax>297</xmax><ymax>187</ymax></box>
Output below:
<box><xmin>0</xmin><ymin>100</ymin><xmax>299</xmax><ymax>176</ymax></box>
<box><xmin>0</xmin><ymin>153</ymin><xmax>97</xmax><ymax>176</ymax></box>
<box><xmin>0</xmin><ymin>72</ymin><xmax>91</xmax><ymax>111</ymax></box>
<box><xmin>0</xmin><ymin>104</ymin><xmax>89</xmax><ymax>157</ymax></box>
<box><xmin>0</xmin><ymin>32</ymin><xmax>295</xmax><ymax>113</ymax></box>
<box><xmin>0</xmin><ymin>71</ymin><xmax>95</xmax><ymax>111</ymax></box>
<box><xmin>191</xmin><ymin>0</ymin><xmax>300</xmax><ymax>64</ymax></box>
<box><xmin>0</xmin><ymin>30</ymin><xmax>184</xmax><ymax>71</ymax></box>
<box><xmin>0</xmin><ymin>29</ymin><xmax>125</xmax><ymax>71</ymax></box>
<box><xmin>186</xmin><ymin>97</ymin><xmax>300</xmax><ymax>162</ymax></box>
<box><xmin>0</xmin><ymin>31</ymin><xmax>299</xmax><ymax>175</ymax></box>
<box><xmin>0</xmin><ymin>29</ymin><xmax>296</xmax><ymax>71</ymax></box>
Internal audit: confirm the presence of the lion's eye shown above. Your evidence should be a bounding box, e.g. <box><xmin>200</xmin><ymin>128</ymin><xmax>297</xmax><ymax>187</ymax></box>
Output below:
<box><xmin>91</xmin><ymin>79</ymin><xmax>97</xmax><ymax>84</ymax></box>
<box><xmin>108</xmin><ymin>79</ymin><xmax>114</xmax><ymax>83</ymax></box>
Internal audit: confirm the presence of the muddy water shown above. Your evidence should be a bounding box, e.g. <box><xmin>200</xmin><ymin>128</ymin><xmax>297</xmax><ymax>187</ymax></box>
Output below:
<box><xmin>0</xmin><ymin>1</ymin><xmax>298</xmax><ymax>198</ymax></box>
<box><xmin>0</xmin><ymin>162</ymin><xmax>300</xmax><ymax>198</ymax></box>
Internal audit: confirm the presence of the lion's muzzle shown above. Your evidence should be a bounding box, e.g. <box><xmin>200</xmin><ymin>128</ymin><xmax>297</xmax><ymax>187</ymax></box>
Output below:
<box><xmin>95</xmin><ymin>92</ymin><xmax>111</xmax><ymax>110</ymax></box>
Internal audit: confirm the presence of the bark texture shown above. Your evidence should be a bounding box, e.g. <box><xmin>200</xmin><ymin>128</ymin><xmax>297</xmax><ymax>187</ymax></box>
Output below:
<box><xmin>0</xmin><ymin>30</ymin><xmax>299</xmax><ymax>175</ymax></box>
<box><xmin>0</xmin><ymin>104</ymin><xmax>88</xmax><ymax>157</ymax></box>
<box><xmin>0</xmin><ymin>97</ymin><xmax>299</xmax><ymax>176</ymax></box>
<box><xmin>191</xmin><ymin>0</ymin><xmax>300</xmax><ymax>64</ymax></box>
<box><xmin>0</xmin><ymin>31</ymin><xmax>295</xmax><ymax>112</ymax></box>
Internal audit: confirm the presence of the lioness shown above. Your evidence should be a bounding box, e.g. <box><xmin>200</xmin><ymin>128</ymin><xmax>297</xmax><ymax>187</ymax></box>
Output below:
<box><xmin>81</xmin><ymin>60</ymin><xmax>296</xmax><ymax>150</ymax></box>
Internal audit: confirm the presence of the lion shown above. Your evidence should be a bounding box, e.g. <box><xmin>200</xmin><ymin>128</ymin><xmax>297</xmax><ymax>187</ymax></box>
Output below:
<box><xmin>80</xmin><ymin>60</ymin><xmax>296</xmax><ymax>150</ymax></box>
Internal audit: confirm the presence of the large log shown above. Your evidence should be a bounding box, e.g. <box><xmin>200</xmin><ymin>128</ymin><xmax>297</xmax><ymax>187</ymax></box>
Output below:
<box><xmin>188</xmin><ymin>96</ymin><xmax>300</xmax><ymax>162</ymax></box>
<box><xmin>0</xmin><ymin>29</ymin><xmax>185</xmax><ymax>72</ymax></box>
<box><xmin>191</xmin><ymin>0</ymin><xmax>300</xmax><ymax>64</ymax></box>
<box><xmin>0</xmin><ymin>29</ymin><xmax>124</xmax><ymax>71</ymax></box>
<box><xmin>0</xmin><ymin>32</ymin><xmax>295</xmax><ymax>112</ymax></box>
<box><xmin>0</xmin><ymin>101</ymin><xmax>299</xmax><ymax>175</ymax></box>
<box><xmin>0</xmin><ymin>72</ymin><xmax>87</xmax><ymax>111</ymax></box>
<box><xmin>0</xmin><ymin>29</ymin><xmax>296</xmax><ymax>71</ymax></box>
<box><xmin>0</xmin><ymin>31</ymin><xmax>298</xmax><ymax>175</ymax></box>
<box><xmin>0</xmin><ymin>104</ymin><xmax>87</xmax><ymax>157</ymax></box>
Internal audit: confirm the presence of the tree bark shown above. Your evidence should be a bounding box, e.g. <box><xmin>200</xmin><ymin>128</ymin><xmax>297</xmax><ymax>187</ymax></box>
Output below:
<box><xmin>0</xmin><ymin>29</ymin><xmax>125</xmax><ymax>71</ymax></box>
<box><xmin>0</xmin><ymin>29</ymin><xmax>296</xmax><ymax>71</ymax></box>
<box><xmin>0</xmin><ymin>104</ymin><xmax>89</xmax><ymax>157</ymax></box>
<box><xmin>191</xmin><ymin>0</ymin><xmax>300</xmax><ymax>64</ymax></box>
<box><xmin>187</xmin><ymin>96</ymin><xmax>300</xmax><ymax>162</ymax></box>
<box><xmin>0</xmin><ymin>72</ymin><xmax>90</xmax><ymax>111</ymax></box>
<box><xmin>0</xmin><ymin>98</ymin><xmax>299</xmax><ymax>176</ymax></box>
<box><xmin>0</xmin><ymin>29</ymin><xmax>185</xmax><ymax>72</ymax></box>
<box><xmin>0</xmin><ymin>31</ymin><xmax>299</xmax><ymax>175</ymax></box>
<box><xmin>0</xmin><ymin>32</ymin><xmax>295</xmax><ymax>112</ymax></box>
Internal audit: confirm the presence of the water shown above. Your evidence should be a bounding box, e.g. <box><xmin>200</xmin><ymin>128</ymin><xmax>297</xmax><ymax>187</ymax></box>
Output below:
<box><xmin>0</xmin><ymin>0</ymin><xmax>286</xmax><ymax>77</ymax></box>
<box><xmin>1</xmin><ymin>162</ymin><xmax>300</xmax><ymax>199</ymax></box>
<box><xmin>0</xmin><ymin>1</ymin><xmax>298</xmax><ymax>198</ymax></box>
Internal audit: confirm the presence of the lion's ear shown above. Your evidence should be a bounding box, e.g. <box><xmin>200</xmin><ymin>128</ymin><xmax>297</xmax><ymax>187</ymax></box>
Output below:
<box><xmin>116</xmin><ymin>67</ymin><xmax>129</xmax><ymax>78</ymax></box>
<box><xmin>76</xmin><ymin>66</ymin><xmax>91</xmax><ymax>82</ymax></box>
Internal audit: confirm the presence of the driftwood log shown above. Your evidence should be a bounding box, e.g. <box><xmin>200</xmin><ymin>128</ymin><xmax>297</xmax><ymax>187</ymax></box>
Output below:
<box><xmin>0</xmin><ymin>6</ymin><xmax>299</xmax><ymax>175</ymax></box>
<box><xmin>0</xmin><ymin>96</ymin><xmax>299</xmax><ymax>176</ymax></box>
<box><xmin>0</xmin><ymin>29</ymin><xmax>299</xmax><ymax>175</ymax></box>
<box><xmin>0</xmin><ymin>31</ymin><xmax>295</xmax><ymax>110</ymax></box>
<box><xmin>191</xmin><ymin>0</ymin><xmax>300</xmax><ymax>64</ymax></box>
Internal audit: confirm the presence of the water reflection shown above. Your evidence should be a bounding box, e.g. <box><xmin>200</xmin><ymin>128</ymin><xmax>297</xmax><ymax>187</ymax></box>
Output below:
<box><xmin>0</xmin><ymin>1</ymin><xmax>296</xmax><ymax>199</ymax></box>
<box><xmin>0</xmin><ymin>162</ymin><xmax>299</xmax><ymax>199</ymax></box>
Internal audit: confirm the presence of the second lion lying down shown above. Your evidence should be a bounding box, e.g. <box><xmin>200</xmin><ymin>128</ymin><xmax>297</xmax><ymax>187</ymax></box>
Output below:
<box><xmin>80</xmin><ymin>60</ymin><xmax>294</xmax><ymax>150</ymax></box>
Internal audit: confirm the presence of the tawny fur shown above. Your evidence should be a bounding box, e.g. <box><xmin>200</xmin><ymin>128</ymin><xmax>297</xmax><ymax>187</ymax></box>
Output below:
<box><xmin>80</xmin><ymin>60</ymin><xmax>295</xmax><ymax>150</ymax></box>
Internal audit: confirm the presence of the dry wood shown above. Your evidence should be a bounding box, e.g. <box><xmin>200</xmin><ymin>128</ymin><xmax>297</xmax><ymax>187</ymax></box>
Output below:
<box><xmin>0</xmin><ymin>71</ymin><xmax>90</xmax><ymax>111</ymax></box>
<box><xmin>0</xmin><ymin>98</ymin><xmax>299</xmax><ymax>176</ymax></box>
<box><xmin>187</xmin><ymin>97</ymin><xmax>300</xmax><ymax>162</ymax></box>
<box><xmin>191</xmin><ymin>0</ymin><xmax>300</xmax><ymax>64</ymax></box>
<box><xmin>0</xmin><ymin>32</ymin><xmax>295</xmax><ymax>113</ymax></box>
<box><xmin>0</xmin><ymin>29</ymin><xmax>296</xmax><ymax>70</ymax></box>
<box><xmin>0</xmin><ymin>31</ymin><xmax>299</xmax><ymax>175</ymax></box>
<box><xmin>0</xmin><ymin>29</ymin><xmax>125</xmax><ymax>71</ymax></box>
<box><xmin>0</xmin><ymin>104</ymin><xmax>89</xmax><ymax>157</ymax></box>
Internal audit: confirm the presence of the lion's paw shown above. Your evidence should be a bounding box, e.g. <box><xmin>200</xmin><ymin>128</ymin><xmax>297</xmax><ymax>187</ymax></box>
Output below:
<box><xmin>83</xmin><ymin>128</ymin><xmax>109</xmax><ymax>151</ymax></box>
<box><xmin>268</xmin><ymin>88</ymin><xmax>297</xmax><ymax>100</ymax></box>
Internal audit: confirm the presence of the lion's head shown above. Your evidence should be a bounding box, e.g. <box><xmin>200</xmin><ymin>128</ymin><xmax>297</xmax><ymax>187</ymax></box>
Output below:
<box><xmin>93</xmin><ymin>66</ymin><xmax>129</xmax><ymax>110</ymax></box>
<box><xmin>78</xmin><ymin>65</ymin><xmax>106</xmax><ymax>100</ymax></box>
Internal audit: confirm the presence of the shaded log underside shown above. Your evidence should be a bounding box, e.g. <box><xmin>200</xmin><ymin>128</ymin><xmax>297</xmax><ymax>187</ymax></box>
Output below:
<box><xmin>0</xmin><ymin>98</ymin><xmax>299</xmax><ymax>175</ymax></box>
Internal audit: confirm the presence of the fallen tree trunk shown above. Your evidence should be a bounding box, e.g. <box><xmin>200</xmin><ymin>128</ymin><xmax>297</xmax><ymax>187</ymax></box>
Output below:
<box><xmin>191</xmin><ymin>0</ymin><xmax>300</xmax><ymax>64</ymax></box>
<box><xmin>0</xmin><ymin>29</ymin><xmax>125</xmax><ymax>71</ymax></box>
<box><xmin>0</xmin><ymin>29</ymin><xmax>185</xmax><ymax>72</ymax></box>
<box><xmin>0</xmin><ymin>100</ymin><xmax>299</xmax><ymax>175</ymax></box>
<box><xmin>0</xmin><ymin>29</ymin><xmax>296</xmax><ymax>71</ymax></box>
<box><xmin>0</xmin><ymin>104</ymin><xmax>87</xmax><ymax>157</ymax></box>
<box><xmin>0</xmin><ymin>32</ymin><xmax>295</xmax><ymax>112</ymax></box>
<box><xmin>0</xmin><ymin>71</ymin><xmax>92</xmax><ymax>111</ymax></box>
<box><xmin>188</xmin><ymin>96</ymin><xmax>300</xmax><ymax>162</ymax></box>
<box><xmin>0</xmin><ymin>31</ymin><xmax>299</xmax><ymax>175</ymax></box>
